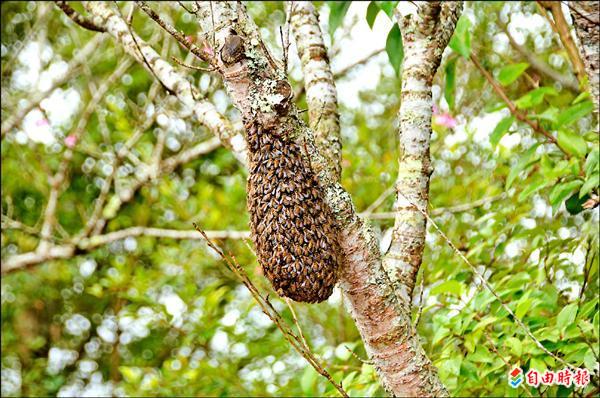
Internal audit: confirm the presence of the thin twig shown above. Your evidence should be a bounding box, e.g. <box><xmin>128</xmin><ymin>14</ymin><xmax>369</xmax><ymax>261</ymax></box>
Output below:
<box><xmin>193</xmin><ymin>224</ymin><xmax>349</xmax><ymax>397</ymax></box>
<box><xmin>396</xmin><ymin>191</ymin><xmax>580</xmax><ymax>371</ymax></box>
<box><xmin>469</xmin><ymin>52</ymin><xmax>571</xmax><ymax>157</ymax></box>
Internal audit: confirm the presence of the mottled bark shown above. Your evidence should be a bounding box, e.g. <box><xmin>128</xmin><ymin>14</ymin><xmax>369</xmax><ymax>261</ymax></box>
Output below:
<box><xmin>383</xmin><ymin>2</ymin><xmax>462</xmax><ymax>303</ymax></box>
<box><xmin>82</xmin><ymin>1</ymin><xmax>248</xmax><ymax>165</ymax></box>
<box><xmin>191</xmin><ymin>2</ymin><xmax>450</xmax><ymax>395</ymax></box>
<box><xmin>569</xmin><ymin>1</ymin><xmax>599</xmax><ymax>111</ymax></box>
<box><xmin>290</xmin><ymin>1</ymin><xmax>342</xmax><ymax>180</ymax></box>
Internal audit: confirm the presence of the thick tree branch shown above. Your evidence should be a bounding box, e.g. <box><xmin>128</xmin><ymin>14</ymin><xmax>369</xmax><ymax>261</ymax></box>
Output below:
<box><xmin>568</xmin><ymin>1</ymin><xmax>599</xmax><ymax>111</ymax></box>
<box><xmin>290</xmin><ymin>1</ymin><xmax>342</xmax><ymax>180</ymax></box>
<box><xmin>383</xmin><ymin>1</ymin><xmax>462</xmax><ymax>304</ymax></box>
<box><xmin>185</xmin><ymin>2</ymin><xmax>449</xmax><ymax>395</ymax></box>
<box><xmin>82</xmin><ymin>1</ymin><xmax>248</xmax><ymax>165</ymax></box>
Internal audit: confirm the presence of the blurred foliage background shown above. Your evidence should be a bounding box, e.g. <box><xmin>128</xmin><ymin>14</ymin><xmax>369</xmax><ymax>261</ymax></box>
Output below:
<box><xmin>1</xmin><ymin>1</ymin><xmax>598</xmax><ymax>397</ymax></box>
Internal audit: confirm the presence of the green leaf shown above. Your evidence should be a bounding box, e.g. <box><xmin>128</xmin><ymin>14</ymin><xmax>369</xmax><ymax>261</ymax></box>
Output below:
<box><xmin>557</xmin><ymin>304</ymin><xmax>578</xmax><ymax>331</ymax></box>
<box><xmin>497</xmin><ymin>63</ymin><xmax>529</xmax><ymax>86</ymax></box>
<box><xmin>534</xmin><ymin>107</ymin><xmax>559</xmax><ymax>125</ymax></box>
<box><xmin>565</xmin><ymin>192</ymin><xmax>590</xmax><ymax>214</ymax></box>
<box><xmin>572</xmin><ymin>91</ymin><xmax>590</xmax><ymax>104</ymax></box>
<box><xmin>557</xmin><ymin>129</ymin><xmax>588</xmax><ymax>158</ymax></box>
<box><xmin>386</xmin><ymin>24</ymin><xmax>403</xmax><ymax>77</ymax></box>
<box><xmin>515</xmin><ymin>296</ymin><xmax>533</xmax><ymax>319</ymax></box>
<box><xmin>366</xmin><ymin>2</ymin><xmax>380</xmax><ymax>29</ymax></box>
<box><xmin>556</xmin><ymin>101</ymin><xmax>593</xmax><ymax>127</ymax></box>
<box><xmin>431</xmin><ymin>280</ymin><xmax>463</xmax><ymax>296</ymax></box>
<box><xmin>449</xmin><ymin>17</ymin><xmax>471</xmax><ymax>58</ymax></box>
<box><xmin>507</xmin><ymin>337</ymin><xmax>523</xmax><ymax>357</ymax></box>
<box><xmin>549</xmin><ymin>180</ymin><xmax>583</xmax><ymax>212</ymax></box>
<box><xmin>585</xmin><ymin>148</ymin><xmax>599</xmax><ymax>176</ymax></box>
<box><xmin>490</xmin><ymin>115</ymin><xmax>515</xmax><ymax>147</ymax></box>
<box><xmin>119</xmin><ymin>366</ymin><xmax>143</xmax><ymax>384</ymax></box>
<box><xmin>445</xmin><ymin>57</ymin><xmax>458</xmax><ymax>110</ymax></box>
<box><xmin>518</xmin><ymin>174</ymin><xmax>549</xmax><ymax>202</ymax></box>
<box><xmin>514</xmin><ymin>87</ymin><xmax>558</xmax><ymax>109</ymax></box>
<box><xmin>374</xmin><ymin>1</ymin><xmax>398</xmax><ymax>17</ymax></box>
<box><xmin>328</xmin><ymin>1</ymin><xmax>351</xmax><ymax>37</ymax></box>
<box><xmin>301</xmin><ymin>366</ymin><xmax>318</xmax><ymax>395</ymax></box>
<box><xmin>506</xmin><ymin>143</ymin><xmax>541</xmax><ymax>189</ymax></box>
<box><xmin>579</xmin><ymin>173</ymin><xmax>599</xmax><ymax>198</ymax></box>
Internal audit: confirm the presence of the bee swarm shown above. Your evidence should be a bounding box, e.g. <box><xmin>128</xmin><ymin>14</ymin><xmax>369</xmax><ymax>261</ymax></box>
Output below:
<box><xmin>246</xmin><ymin>124</ymin><xmax>340</xmax><ymax>303</ymax></box>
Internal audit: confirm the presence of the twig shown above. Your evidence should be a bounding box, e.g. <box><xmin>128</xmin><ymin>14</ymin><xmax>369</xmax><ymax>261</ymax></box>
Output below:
<box><xmin>193</xmin><ymin>224</ymin><xmax>349</xmax><ymax>397</ymax></box>
<box><xmin>498</xmin><ymin>17</ymin><xmax>579</xmax><ymax>91</ymax></box>
<box><xmin>120</xmin><ymin>5</ymin><xmax>177</xmax><ymax>96</ymax></box>
<box><xmin>54</xmin><ymin>1</ymin><xmax>106</xmax><ymax>32</ymax></box>
<box><xmin>344</xmin><ymin>345</ymin><xmax>373</xmax><ymax>365</ymax></box>
<box><xmin>469</xmin><ymin>52</ymin><xmax>571</xmax><ymax>157</ymax></box>
<box><xmin>396</xmin><ymin>190</ymin><xmax>580</xmax><ymax>371</ymax></box>
<box><xmin>285</xmin><ymin>298</ymin><xmax>310</xmax><ymax>352</ymax></box>
<box><xmin>171</xmin><ymin>56</ymin><xmax>215</xmax><ymax>72</ymax></box>
<box><xmin>538</xmin><ymin>1</ymin><xmax>587</xmax><ymax>85</ymax></box>
<box><xmin>365</xmin><ymin>193</ymin><xmax>507</xmax><ymax>219</ymax></box>
<box><xmin>136</xmin><ymin>1</ymin><xmax>214</xmax><ymax>65</ymax></box>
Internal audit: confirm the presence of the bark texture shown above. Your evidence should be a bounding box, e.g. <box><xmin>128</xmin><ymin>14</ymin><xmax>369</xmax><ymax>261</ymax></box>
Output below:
<box><xmin>290</xmin><ymin>1</ymin><xmax>342</xmax><ymax>180</ymax></box>
<box><xmin>82</xmin><ymin>1</ymin><xmax>248</xmax><ymax>165</ymax></box>
<box><xmin>191</xmin><ymin>2</ymin><xmax>452</xmax><ymax>395</ymax></box>
<box><xmin>569</xmin><ymin>1</ymin><xmax>600</xmax><ymax>110</ymax></box>
<box><xmin>79</xmin><ymin>1</ymin><xmax>464</xmax><ymax>395</ymax></box>
<box><xmin>384</xmin><ymin>2</ymin><xmax>463</xmax><ymax>302</ymax></box>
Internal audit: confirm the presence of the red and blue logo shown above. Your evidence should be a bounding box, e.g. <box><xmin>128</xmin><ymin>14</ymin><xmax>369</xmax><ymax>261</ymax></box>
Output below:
<box><xmin>509</xmin><ymin>367</ymin><xmax>523</xmax><ymax>388</ymax></box>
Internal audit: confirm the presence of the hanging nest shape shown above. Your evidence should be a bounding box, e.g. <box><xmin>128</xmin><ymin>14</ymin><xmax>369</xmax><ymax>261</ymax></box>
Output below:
<box><xmin>246</xmin><ymin>125</ymin><xmax>340</xmax><ymax>303</ymax></box>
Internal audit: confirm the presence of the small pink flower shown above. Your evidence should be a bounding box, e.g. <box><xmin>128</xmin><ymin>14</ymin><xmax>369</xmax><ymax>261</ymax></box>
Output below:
<box><xmin>64</xmin><ymin>134</ymin><xmax>77</xmax><ymax>148</ymax></box>
<box><xmin>185</xmin><ymin>35</ymin><xmax>195</xmax><ymax>44</ymax></box>
<box><xmin>432</xmin><ymin>104</ymin><xmax>440</xmax><ymax>115</ymax></box>
<box><xmin>434</xmin><ymin>112</ymin><xmax>457</xmax><ymax>128</ymax></box>
<box><xmin>36</xmin><ymin>118</ymin><xmax>49</xmax><ymax>127</ymax></box>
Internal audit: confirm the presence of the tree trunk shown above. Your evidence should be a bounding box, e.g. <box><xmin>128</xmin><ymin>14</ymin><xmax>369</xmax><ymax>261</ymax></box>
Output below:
<box><xmin>84</xmin><ymin>1</ymin><xmax>463</xmax><ymax>395</ymax></box>
<box><xmin>569</xmin><ymin>1</ymin><xmax>600</xmax><ymax>111</ymax></box>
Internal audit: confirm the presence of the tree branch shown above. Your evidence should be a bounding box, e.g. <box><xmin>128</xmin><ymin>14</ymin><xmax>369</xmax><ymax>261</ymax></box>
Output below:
<box><xmin>82</xmin><ymin>1</ymin><xmax>248</xmax><ymax>165</ymax></box>
<box><xmin>498</xmin><ymin>17</ymin><xmax>580</xmax><ymax>91</ymax></box>
<box><xmin>568</xmin><ymin>0</ymin><xmax>600</xmax><ymax>112</ymax></box>
<box><xmin>290</xmin><ymin>1</ymin><xmax>342</xmax><ymax>180</ymax></box>
<box><xmin>54</xmin><ymin>1</ymin><xmax>106</xmax><ymax>32</ymax></box>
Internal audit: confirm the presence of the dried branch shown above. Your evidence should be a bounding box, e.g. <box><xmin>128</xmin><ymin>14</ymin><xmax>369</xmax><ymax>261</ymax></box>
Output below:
<box><xmin>1</xmin><ymin>227</ymin><xmax>251</xmax><ymax>274</ymax></box>
<box><xmin>37</xmin><ymin>58</ymin><xmax>134</xmax><ymax>253</ymax></box>
<box><xmin>82</xmin><ymin>1</ymin><xmax>247</xmax><ymax>165</ymax></box>
<box><xmin>135</xmin><ymin>1</ymin><xmax>213</xmax><ymax>64</ymax></box>
<box><xmin>194</xmin><ymin>224</ymin><xmax>348</xmax><ymax>397</ymax></box>
<box><xmin>54</xmin><ymin>1</ymin><xmax>106</xmax><ymax>32</ymax></box>
<box><xmin>538</xmin><ymin>1</ymin><xmax>587</xmax><ymax>85</ymax></box>
<box><xmin>469</xmin><ymin>52</ymin><xmax>571</xmax><ymax>156</ymax></box>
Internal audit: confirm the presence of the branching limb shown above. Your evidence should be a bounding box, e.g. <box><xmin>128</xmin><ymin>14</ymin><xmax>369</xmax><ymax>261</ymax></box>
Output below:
<box><xmin>82</xmin><ymin>1</ymin><xmax>248</xmax><ymax>165</ymax></box>
<box><xmin>469</xmin><ymin>52</ymin><xmax>571</xmax><ymax>156</ymax></box>
<box><xmin>290</xmin><ymin>1</ymin><xmax>342</xmax><ymax>180</ymax></box>
<box><xmin>54</xmin><ymin>1</ymin><xmax>106</xmax><ymax>32</ymax></box>
<box><xmin>194</xmin><ymin>225</ymin><xmax>348</xmax><ymax>397</ymax></box>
